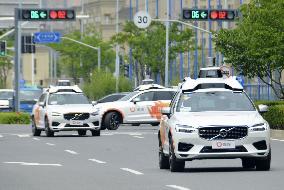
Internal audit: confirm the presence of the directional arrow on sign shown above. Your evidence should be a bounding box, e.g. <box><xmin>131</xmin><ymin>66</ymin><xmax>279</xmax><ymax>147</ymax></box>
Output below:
<box><xmin>201</xmin><ymin>11</ymin><xmax>208</xmax><ymax>19</ymax></box>
<box><xmin>40</xmin><ymin>11</ymin><xmax>47</xmax><ymax>19</ymax></box>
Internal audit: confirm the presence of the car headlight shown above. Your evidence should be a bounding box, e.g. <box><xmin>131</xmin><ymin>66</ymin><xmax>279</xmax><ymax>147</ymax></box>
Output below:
<box><xmin>250</xmin><ymin>123</ymin><xmax>267</xmax><ymax>131</ymax></box>
<box><xmin>90</xmin><ymin>108</ymin><xmax>100</xmax><ymax>116</ymax></box>
<box><xmin>175</xmin><ymin>124</ymin><xmax>195</xmax><ymax>133</ymax></box>
<box><xmin>51</xmin><ymin>112</ymin><xmax>61</xmax><ymax>117</ymax></box>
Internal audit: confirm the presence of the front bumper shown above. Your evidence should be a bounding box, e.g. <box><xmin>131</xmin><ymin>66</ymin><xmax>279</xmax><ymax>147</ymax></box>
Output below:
<box><xmin>49</xmin><ymin>114</ymin><xmax>100</xmax><ymax>131</ymax></box>
<box><xmin>172</xmin><ymin>129</ymin><xmax>270</xmax><ymax>160</ymax></box>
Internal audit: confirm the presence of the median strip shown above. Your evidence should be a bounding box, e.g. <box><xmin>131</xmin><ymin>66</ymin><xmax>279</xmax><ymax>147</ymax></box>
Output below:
<box><xmin>120</xmin><ymin>168</ymin><xmax>143</xmax><ymax>175</ymax></box>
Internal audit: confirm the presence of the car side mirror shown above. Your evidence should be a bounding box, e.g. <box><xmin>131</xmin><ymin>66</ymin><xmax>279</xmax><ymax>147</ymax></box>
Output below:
<box><xmin>132</xmin><ymin>97</ymin><xmax>141</xmax><ymax>104</ymax></box>
<box><xmin>161</xmin><ymin>107</ymin><xmax>171</xmax><ymax>118</ymax></box>
<box><xmin>39</xmin><ymin>102</ymin><xmax>45</xmax><ymax>107</ymax></box>
<box><xmin>258</xmin><ymin>104</ymin><xmax>268</xmax><ymax>113</ymax></box>
<box><xmin>92</xmin><ymin>101</ymin><xmax>97</xmax><ymax>106</ymax></box>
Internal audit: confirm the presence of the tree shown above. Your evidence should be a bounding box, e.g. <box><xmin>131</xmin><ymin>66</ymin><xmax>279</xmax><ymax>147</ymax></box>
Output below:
<box><xmin>113</xmin><ymin>21</ymin><xmax>193</xmax><ymax>85</ymax></box>
<box><xmin>49</xmin><ymin>26</ymin><xmax>115</xmax><ymax>83</ymax></box>
<box><xmin>214</xmin><ymin>0</ymin><xmax>284</xmax><ymax>98</ymax></box>
<box><xmin>0</xmin><ymin>57</ymin><xmax>12</xmax><ymax>88</ymax></box>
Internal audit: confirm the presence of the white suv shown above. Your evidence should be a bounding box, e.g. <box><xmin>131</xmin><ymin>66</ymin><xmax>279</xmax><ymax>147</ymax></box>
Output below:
<box><xmin>31</xmin><ymin>86</ymin><xmax>100</xmax><ymax>137</ymax></box>
<box><xmin>158</xmin><ymin>77</ymin><xmax>271</xmax><ymax>172</ymax></box>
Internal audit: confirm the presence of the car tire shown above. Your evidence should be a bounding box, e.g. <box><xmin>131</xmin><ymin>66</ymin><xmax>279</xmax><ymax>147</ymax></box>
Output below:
<box><xmin>256</xmin><ymin>148</ymin><xmax>271</xmax><ymax>171</ymax></box>
<box><xmin>91</xmin><ymin>130</ymin><xmax>100</xmax><ymax>136</ymax></box>
<box><xmin>32</xmin><ymin>118</ymin><xmax>41</xmax><ymax>136</ymax></box>
<box><xmin>78</xmin><ymin>130</ymin><xmax>87</xmax><ymax>136</ymax></box>
<box><xmin>159</xmin><ymin>147</ymin><xmax>170</xmax><ymax>169</ymax></box>
<box><xmin>169</xmin><ymin>137</ymin><xmax>185</xmax><ymax>172</ymax></box>
<box><xmin>104</xmin><ymin>112</ymin><xmax>120</xmax><ymax>130</ymax></box>
<box><xmin>241</xmin><ymin>158</ymin><xmax>255</xmax><ymax>169</ymax></box>
<box><xmin>45</xmin><ymin>119</ymin><xmax>54</xmax><ymax>137</ymax></box>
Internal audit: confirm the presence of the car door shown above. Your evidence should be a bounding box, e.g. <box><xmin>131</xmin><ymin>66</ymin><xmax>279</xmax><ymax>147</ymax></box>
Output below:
<box><xmin>125</xmin><ymin>91</ymin><xmax>155</xmax><ymax>123</ymax></box>
<box><xmin>36</xmin><ymin>94</ymin><xmax>47</xmax><ymax>128</ymax></box>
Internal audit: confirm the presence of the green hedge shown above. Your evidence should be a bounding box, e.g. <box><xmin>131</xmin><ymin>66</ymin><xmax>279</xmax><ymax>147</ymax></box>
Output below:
<box><xmin>254</xmin><ymin>100</ymin><xmax>284</xmax><ymax>107</ymax></box>
<box><xmin>0</xmin><ymin>112</ymin><xmax>31</xmax><ymax>124</ymax></box>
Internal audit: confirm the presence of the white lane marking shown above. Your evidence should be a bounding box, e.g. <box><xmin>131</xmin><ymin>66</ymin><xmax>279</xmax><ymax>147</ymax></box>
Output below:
<box><xmin>3</xmin><ymin>162</ymin><xmax>62</xmax><ymax>166</ymax></box>
<box><xmin>154</xmin><ymin>132</ymin><xmax>158</xmax><ymax>135</ymax></box>
<box><xmin>120</xmin><ymin>168</ymin><xmax>143</xmax><ymax>175</ymax></box>
<box><xmin>133</xmin><ymin>136</ymin><xmax>144</xmax><ymax>139</ymax></box>
<box><xmin>46</xmin><ymin>143</ymin><xmax>55</xmax><ymax>146</ymax></box>
<box><xmin>129</xmin><ymin>133</ymin><xmax>142</xmax><ymax>136</ymax></box>
<box><xmin>271</xmin><ymin>138</ymin><xmax>284</xmax><ymax>142</ymax></box>
<box><xmin>65</xmin><ymin>150</ymin><xmax>78</xmax><ymax>155</ymax></box>
<box><xmin>0</xmin><ymin>134</ymin><xmax>3</xmax><ymax>138</ymax></box>
<box><xmin>33</xmin><ymin>138</ymin><xmax>40</xmax><ymax>141</ymax></box>
<box><xmin>88</xmin><ymin>159</ymin><xmax>106</xmax><ymax>164</ymax></box>
<box><xmin>17</xmin><ymin>134</ymin><xmax>30</xmax><ymax>138</ymax></box>
<box><xmin>101</xmin><ymin>133</ymin><xmax>114</xmax><ymax>136</ymax></box>
<box><xmin>166</xmin><ymin>185</ymin><xmax>191</xmax><ymax>190</ymax></box>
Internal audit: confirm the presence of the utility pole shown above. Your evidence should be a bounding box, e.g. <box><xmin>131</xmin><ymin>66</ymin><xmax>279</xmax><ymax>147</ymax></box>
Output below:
<box><xmin>115</xmin><ymin>0</ymin><xmax>120</xmax><ymax>92</ymax></box>
<box><xmin>165</xmin><ymin>0</ymin><xmax>169</xmax><ymax>87</ymax></box>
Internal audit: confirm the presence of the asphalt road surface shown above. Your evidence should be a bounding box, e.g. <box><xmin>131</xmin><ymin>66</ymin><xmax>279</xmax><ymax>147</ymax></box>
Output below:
<box><xmin>1</xmin><ymin>124</ymin><xmax>284</xmax><ymax>190</ymax></box>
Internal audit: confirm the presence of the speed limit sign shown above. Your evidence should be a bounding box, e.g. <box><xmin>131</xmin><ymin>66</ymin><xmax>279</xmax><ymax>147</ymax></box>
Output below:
<box><xmin>134</xmin><ymin>11</ymin><xmax>152</xmax><ymax>29</ymax></box>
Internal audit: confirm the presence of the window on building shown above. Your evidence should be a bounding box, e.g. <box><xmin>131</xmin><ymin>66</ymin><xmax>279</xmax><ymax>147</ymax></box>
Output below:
<box><xmin>104</xmin><ymin>14</ymin><xmax>110</xmax><ymax>24</ymax></box>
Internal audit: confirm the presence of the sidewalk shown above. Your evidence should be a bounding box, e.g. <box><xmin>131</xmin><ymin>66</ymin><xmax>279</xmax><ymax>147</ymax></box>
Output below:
<box><xmin>271</xmin><ymin>129</ymin><xmax>284</xmax><ymax>140</ymax></box>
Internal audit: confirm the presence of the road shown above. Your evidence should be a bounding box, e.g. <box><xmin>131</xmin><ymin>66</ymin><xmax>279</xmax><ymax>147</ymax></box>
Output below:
<box><xmin>0</xmin><ymin>124</ymin><xmax>284</xmax><ymax>190</ymax></box>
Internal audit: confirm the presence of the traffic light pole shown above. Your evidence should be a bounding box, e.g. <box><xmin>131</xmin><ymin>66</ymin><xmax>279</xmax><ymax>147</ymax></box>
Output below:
<box><xmin>14</xmin><ymin>8</ymin><xmax>21</xmax><ymax>112</ymax></box>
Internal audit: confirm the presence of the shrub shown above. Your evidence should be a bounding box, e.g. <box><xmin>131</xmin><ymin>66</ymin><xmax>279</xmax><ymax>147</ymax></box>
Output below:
<box><xmin>254</xmin><ymin>100</ymin><xmax>284</xmax><ymax>107</ymax></box>
<box><xmin>0</xmin><ymin>112</ymin><xmax>31</xmax><ymax>124</ymax></box>
<box><xmin>83</xmin><ymin>69</ymin><xmax>132</xmax><ymax>100</ymax></box>
<box><xmin>262</xmin><ymin>105</ymin><xmax>284</xmax><ymax>130</ymax></box>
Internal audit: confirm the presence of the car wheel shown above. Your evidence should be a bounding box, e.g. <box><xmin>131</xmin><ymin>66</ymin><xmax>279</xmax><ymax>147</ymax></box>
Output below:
<box><xmin>256</xmin><ymin>148</ymin><xmax>271</xmax><ymax>171</ymax></box>
<box><xmin>45</xmin><ymin>119</ymin><xmax>54</xmax><ymax>137</ymax></box>
<box><xmin>91</xmin><ymin>130</ymin><xmax>100</xmax><ymax>136</ymax></box>
<box><xmin>169</xmin><ymin>137</ymin><xmax>185</xmax><ymax>172</ymax></box>
<box><xmin>104</xmin><ymin>112</ymin><xmax>120</xmax><ymax>130</ymax></box>
<box><xmin>78</xmin><ymin>130</ymin><xmax>87</xmax><ymax>136</ymax></box>
<box><xmin>32</xmin><ymin>118</ymin><xmax>41</xmax><ymax>136</ymax></box>
<box><xmin>159</xmin><ymin>146</ymin><xmax>169</xmax><ymax>169</ymax></box>
<box><xmin>241</xmin><ymin>158</ymin><xmax>255</xmax><ymax>169</ymax></box>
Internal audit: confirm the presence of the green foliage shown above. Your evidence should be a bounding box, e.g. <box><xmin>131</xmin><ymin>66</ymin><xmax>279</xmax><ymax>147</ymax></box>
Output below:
<box><xmin>113</xmin><ymin>21</ymin><xmax>193</xmax><ymax>84</ymax></box>
<box><xmin>0</xmin><ymin>112</ymin><xmax>30</xmax><ymax>124</ymax></box>
<box><xmin>83</xmin><ymin>69</ymin><xmax>132</xmax><ymax>100</ymax></box>
<box><xmin>262</xmin><ymin>105</ymin><xmax>284</xmax><ymax>130</ymax></box>
<box><xmin>214</xmin><ymin>0</ymin><xmax>284</xmax><ymax>99</ymax></box>
<box><xmin>49</xmin><ymin>26</ymin><xmax>115</xmax><ymax>82</ymax></box>
<box><xmin>254</xmin><ymin>100</ymin><xmax>284</xmax><ymax>107</ymax></box>
<box><xmin>0</xmin><ymin>56</ymin><xmax>13</xmax><ymax>88</ymax></box>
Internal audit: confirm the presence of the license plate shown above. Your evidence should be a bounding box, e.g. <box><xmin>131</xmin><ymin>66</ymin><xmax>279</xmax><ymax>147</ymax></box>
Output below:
<box><xmin>212</xmin><ymin>140</ymin><xmax>236</xmax><ymax>149</ymax></box>
<box><xmin>70</xmin><ymin>120</ymin><xmax>83</xmax><ymax>126</ymax></box>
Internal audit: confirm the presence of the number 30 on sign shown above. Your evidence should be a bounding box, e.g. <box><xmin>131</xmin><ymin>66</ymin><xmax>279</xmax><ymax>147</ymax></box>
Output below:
<box><xmin>134</xmin><ymin>11</ymin><xmax>152</xmax><ymax>29</ymax></box>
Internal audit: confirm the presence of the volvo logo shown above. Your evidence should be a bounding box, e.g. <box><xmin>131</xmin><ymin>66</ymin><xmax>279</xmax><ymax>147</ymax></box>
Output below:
<box><xmin>71</xmin><ymin>113</ymin><xmax>83</xmax><ymax>120</ymax></box>
<box><xmin>219</xmin><ymin>129</ymin><xmax>228</xmax><ymax>137</ymax></box>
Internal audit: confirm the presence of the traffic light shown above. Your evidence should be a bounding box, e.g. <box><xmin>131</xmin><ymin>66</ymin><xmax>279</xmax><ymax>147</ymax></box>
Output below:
<box><xmin>182</xmin><ymin>9</ymin><xmax>236</xmax><ymax>21</ymax></box>
<box><xmin>209</xmin><ymin>10</ymin><xmax>235</xmax><ymax>20</ymax></box>
<box><xmin>0</xmin><ymin>41</ymin><xmax>7</xmax><ymax>56</ymax></box>
<box><xmin>19</xmin><ymin>9</ymin><xmax>75</xmax><ymax>21</ymax></box>
<box><xmin>21</xmin><ymin>36</ymin><xmax>35</xmax><ymax>53</ymax></box>
<box><xmin>124</xmin><ymin>64</ymin><xmax>130</xmax><ymax>77</ymax></box>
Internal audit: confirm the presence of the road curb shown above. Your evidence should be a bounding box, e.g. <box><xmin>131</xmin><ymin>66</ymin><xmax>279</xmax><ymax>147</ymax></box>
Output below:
<box><xmin>271</xmin><ymin>129</ymin><xmax>284</xmax><ymax>140</ymax></box>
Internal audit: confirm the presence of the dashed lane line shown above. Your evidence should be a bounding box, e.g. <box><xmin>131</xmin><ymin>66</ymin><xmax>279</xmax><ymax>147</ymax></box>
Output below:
<box><xmin>3</xmin><ymin>162</ymin><xmax>62</xmax><ymax>167</ymax></box>
<box><xmin>120</xmin><ymin>168</ymin><xmax>144</xmax><ymax>175</ymax></box>
<box><xmin>64</xmin><ymin>150</ymin><xmax>78</xmax><ymax>155</ymax></box>
<box><xmin>0</xmin><ymin>134</ymin><xmax>3</xmax><ymax>138</ymax></box>
<box><xmin>133</xmin><ymin>136</ymin><xmax>144</xmax><ymax>139</ymax></box>
<box><xmin>33</xmin><ymin>138</ymin><xmax>40</xmax><ymax>141</ymax></box>
<box><xmin>166</xmin><ymin>185</ymin><xmax>191</xmax><ymax>190</ymax></box>
<box><xmin>88</xmin><ymin>158</ymin><xmax>106</xmax><ymax>164</ymax></box>
<box><xmin>17</xmin><ymin>134</ymin><xmax>30</xmax><ymax>138</ymax></box>
<box><xmin>271</xmin><ymin>138</ymin><xmax>284</xmax><ymax>142</ymax></box>
<box><xmin>46</xmin><ymin>143</ymin><xmax>55</xmax><ymax>146</ymax></box>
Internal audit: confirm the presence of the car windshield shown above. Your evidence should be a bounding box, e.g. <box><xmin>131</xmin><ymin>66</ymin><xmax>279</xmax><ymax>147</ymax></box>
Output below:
<box><xmin>0</xmin><ymin>91</ymin><xmax>13</xmax><ymax>99</ymax></box>
<box><xmin>20</xmin><ymin>90</ymin><xmax>42</xmax><ymax>101</ymax></box>
<box><xmin>48</xmin><ymin>93</ymin><xmax>90</xmax><ymax>105</ymax></box>
<box><xmin>176</xmin><ymin>91</ymin><xmax>255</xmax><ymax>112</ymax></box>
<box><xmin>118</xmin><ymin>91</ymin><xmax>139</xmax><ymax>101</ymax></box>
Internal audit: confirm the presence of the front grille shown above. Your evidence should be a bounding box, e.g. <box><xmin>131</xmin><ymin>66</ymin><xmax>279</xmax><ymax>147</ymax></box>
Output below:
<box><xmin>65</xmin><ymin>124</ymin><xmax>89</xmax><ymax>127</ymax></box>
<box><xmin>199</xmin><ymin>126</ymin><xmax>248</xmax><ymax>140</ymax></box>
<box><xmin>200</xmin><ymin>146</ymin><xmax>247</xmax><ymax>153</ymax></box>
<box><xmin>64</xmin><ymin>113</ymin><xmax>90</xmax><ymax>120</ymax></box>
